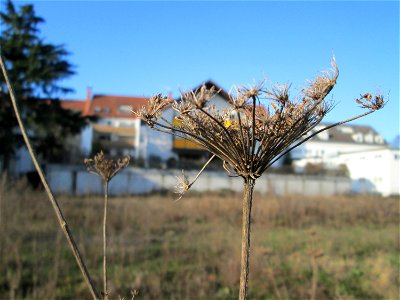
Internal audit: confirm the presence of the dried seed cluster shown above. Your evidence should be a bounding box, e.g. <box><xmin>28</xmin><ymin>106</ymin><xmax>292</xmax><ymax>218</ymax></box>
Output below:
<box><xmin>137</xmin><ymin>58</ymin><xmax>384</xmax><ymax>182</ymax></box>
<box><xmin>84</xmin><ymin>151</ymin><xmax>130</xmax><ymax>182</ymax></box>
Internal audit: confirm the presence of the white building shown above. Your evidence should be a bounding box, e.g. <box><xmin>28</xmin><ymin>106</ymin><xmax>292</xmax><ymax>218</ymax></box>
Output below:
<box><xmin>291</xmin><ymin>123</ymin><xmax>388</xmax><ymax>168</ymax></box>
<box><xmin>60</xmin><ymin>88</ymin><xmax>174</xmax><ymax>165</ymax></box>
<box><xmin>334</xmin><ymin>148</ymin><xmax>400</xmax><ymax>197</ymax></box>
<box><xmin>290</xmin><ymin>123</ymin><xmax>399</xmax><ymax>196</ymax></box>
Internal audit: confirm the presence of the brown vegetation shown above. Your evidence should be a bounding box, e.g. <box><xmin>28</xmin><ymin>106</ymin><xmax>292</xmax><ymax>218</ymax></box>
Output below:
<box><xmin>1</xmin><ymin>178</ymin><xmax>398</xmax><ymax>299</ymax></box>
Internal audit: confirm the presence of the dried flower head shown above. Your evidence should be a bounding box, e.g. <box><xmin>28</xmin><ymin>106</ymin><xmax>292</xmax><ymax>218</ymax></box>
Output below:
<box><xmin>302</xmin><ymin>57</ymin><xmax>338</xmax><ymax>101</ymax></box>
<box><xmin>137</xmin><ymin>57</ymin><xmax>384</xmax><ymax>187</ymax></box>
<box><xmin>356</xmin><ymin>93</ymin><xmax>385</xmax><ymax>111</ymax></box>
<box><xmin>134</xmin><ymin>94</ymin><xmax>172</xmax><ymax>127</ymax></box>
<box><xmin>174</xmin><ymin>171</ymin><xmax>190</xmax><ymax>200</ymax></box>
<box><xmin>84</xmin><ymin>151</ymin><xmax>130</xmax><ymax>182</ymax></box>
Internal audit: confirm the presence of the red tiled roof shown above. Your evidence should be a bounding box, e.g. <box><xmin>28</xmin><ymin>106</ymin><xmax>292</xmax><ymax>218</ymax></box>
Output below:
<box><xmin>60</xmin><ymin>95</ymin><xmax>149</xmax><ymax>119</ymax></box>
<box><xmin>60</xmin><ymin>100</ymin><xmax>87</xmax><ymax>112</ymax></box>
<box><xmin>87</xmin><ymin>95</ymin><xmax>149</xmax><ymax>119</ymax></box>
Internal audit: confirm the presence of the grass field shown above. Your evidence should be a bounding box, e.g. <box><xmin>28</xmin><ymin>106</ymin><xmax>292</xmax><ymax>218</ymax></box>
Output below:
<box><xmin>0</xmin><ymin>178</ymin><xmax>399</xmax><ymax>299</ymax></box>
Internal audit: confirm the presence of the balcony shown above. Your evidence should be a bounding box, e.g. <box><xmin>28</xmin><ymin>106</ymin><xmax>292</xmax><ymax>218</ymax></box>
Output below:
<box><xmin>173</xmin><ymin>138</ymin><xmax>205</xmax><ymax>151</ymax></box>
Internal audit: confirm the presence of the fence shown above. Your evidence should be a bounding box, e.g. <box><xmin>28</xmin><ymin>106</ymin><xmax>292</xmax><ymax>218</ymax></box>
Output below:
<box><xmin>46</xmin><ymin>165</ymin><xmax>352</xmax><ymax>196</ymax></box>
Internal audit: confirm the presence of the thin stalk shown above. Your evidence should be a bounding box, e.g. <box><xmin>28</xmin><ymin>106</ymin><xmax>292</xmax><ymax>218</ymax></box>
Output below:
<box><xmin>250</xmin><ymin>96</ymin><xmax>257</xmax><ymax>172</ymax></box>
<box><xmin>236</xmin><ymin>109</ymin><xmax>248</xmax><ymax>162</ymax></box>
<box><xmin>239</xmin><ymin>177</ymin><xmax>255</xmax><ymax>300</ymax></box>
<box><xmin>199</xmin><ymin>107</ymin><xmax>243</xmax><ymax>161</ymax></box>
<box><xmin>0</xmin><ymin>56</ymin><xmax>99</xmax><ymax>299</ymax></box>
<box><xmin>151</xmin><ymin>122</ymin><xmax>238</xmax><ymax>170</ymax></box>
<box><xmin>103</xmin><ymin>181</ymin><xmax>109</xmax><ymax>300</ymax></box>
<box><xmin>188</xmin><ymin>154</ymin><xmax>216</xmax><ymax>188</ymax></box>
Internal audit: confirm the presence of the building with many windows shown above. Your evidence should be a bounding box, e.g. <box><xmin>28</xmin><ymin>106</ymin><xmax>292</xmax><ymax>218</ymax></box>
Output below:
<box><xmin>60</xmin><ymin>88</ymin><xmax>174</xmax><ymax>165</ymax></box>
<box><xmin>291</xmin><ymin>123</ymin><xmax>388</xmax><ymax>169</ymax></box>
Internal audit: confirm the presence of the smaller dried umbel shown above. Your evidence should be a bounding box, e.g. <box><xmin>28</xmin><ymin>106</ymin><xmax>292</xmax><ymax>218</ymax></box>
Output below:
<box><xmin>174</xmin><ymin>171</ymin><xmax>190</xmax><ymax>200</ymax></box>
<box><xmin>84</xmin><ymin>151</ymin><xmax>130</xmax><ymax>183</ymax></box>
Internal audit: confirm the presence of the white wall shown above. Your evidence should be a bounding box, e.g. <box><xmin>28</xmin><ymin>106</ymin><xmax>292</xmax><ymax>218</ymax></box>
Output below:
<box><xmin>209</xmin><ymin>94</ymin><xmax>231</xmax><ymax>111</ymax></box>
<box><xmin>139</xmin><ymin>107</ymin><xmax>175</xmax><ymax>162</ymax></box>
<box><xmin>80</xmin><ymin>125</ymin><xmax>93</xmax><ymax>156</ymax></box>
<box><xmin>334</xmin><ymin>149</ymin><xmax>399</xmax><ymax>196</ymax></box>
<box><xmin>292</xmin><ymin>141</ymin><xmax>388</xmax><ymax>169</ymax></box>
<box><xmin>46</xmin><ymin>165</ymin><xmax>352</xmax><ymax>196</ymax></box>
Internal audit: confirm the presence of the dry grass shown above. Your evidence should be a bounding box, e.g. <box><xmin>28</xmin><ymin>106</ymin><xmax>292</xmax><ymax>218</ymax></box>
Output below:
<box><xmin>0</xmin><ymin>178</ymin><xmax>399</xmax><ymax>299</ymax></box>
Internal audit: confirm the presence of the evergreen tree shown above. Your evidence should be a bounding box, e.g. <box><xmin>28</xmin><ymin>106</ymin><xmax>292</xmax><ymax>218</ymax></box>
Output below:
<box><xmin>0</xmin><ymin>0</ymin><xmax>88</xmax><ymax>167</ymax></box>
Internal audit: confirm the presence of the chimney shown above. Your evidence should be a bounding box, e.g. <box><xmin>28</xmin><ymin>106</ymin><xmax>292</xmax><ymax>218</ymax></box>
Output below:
<box><xmin>83</xmin><ymin>86</ymin><xmax>92</xmax><ymax>116</ymax></box>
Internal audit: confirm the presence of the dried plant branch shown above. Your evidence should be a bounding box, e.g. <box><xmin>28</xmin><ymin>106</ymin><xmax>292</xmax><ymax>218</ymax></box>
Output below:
<box><xmin>84</xmin><ymin>151</ymin><xmax>130</xmax><ymax>299</ymax></box>
<box><xmin>103</xmin><ymin>180</ymin><xmax>109</xmax><ymax>300</ymax></box>
<box><xmin>266</xmin><ymin>105</ymin><xmax>382</xmax><ymax>169</ymax></box>
<box><xmin>136</xmin><ymin>56</ymin><xmax>385</xmax><ymax>300</ymax></box>
<box><xmin>0</xmin><ymin>56</ymin><xmax>100</xmax><ymax>299</ymax></box>
<box><xmin>174</xmin><ymin>154</ymin><xmax>216</xmax><ymax>200</ymax></box>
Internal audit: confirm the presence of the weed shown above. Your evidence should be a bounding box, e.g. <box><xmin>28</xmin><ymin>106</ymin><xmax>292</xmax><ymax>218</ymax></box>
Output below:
<box><xmin>138</xmin><ymin>56</ymin><xmax>385</xmax><ymax>299</ymax></box>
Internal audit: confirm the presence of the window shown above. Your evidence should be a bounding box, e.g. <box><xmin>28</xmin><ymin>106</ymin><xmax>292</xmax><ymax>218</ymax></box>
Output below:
<box><xmin>374</xmin><ymin>135</ymin><xmax>384</xmax><ymax>144</ymax></box>
<box><xmin>364</xmin><ymin>134</ymin><xmax>373</xmax><ymax>143</ymax></box>
<box><xmin>119</xmin><ymin>121</ymin><xmax>132</xmax><ymax>127</ymax></box>
<box><xmin>352</xmin><ymin>133</ymin><xmax>363</xmax><ymax>143</ymax></box>
<box><xmin>97</xmin><ymin>134</ymin><xmax>111</xmax><ymax>141</ymax></box>
<box><xmin>118</xmin><ymin>105</ymin><xmax>132</xmax><ymax>114</ymax></box>
<box><xmin>318</xmin><ymin>131</ymin><xmax>329</xmax><ymax>141</ymax></box>
<box><xmin>339</xmin><ymin>126</ymin><xmax>354</xmax><ymax>134</ymax></box>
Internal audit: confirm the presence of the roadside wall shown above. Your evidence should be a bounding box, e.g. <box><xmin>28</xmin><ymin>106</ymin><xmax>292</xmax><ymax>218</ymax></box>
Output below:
<box><xmin>47</xmin><ymin>165</ymin><xmax>352</xmax><ymax>196</ymax></box>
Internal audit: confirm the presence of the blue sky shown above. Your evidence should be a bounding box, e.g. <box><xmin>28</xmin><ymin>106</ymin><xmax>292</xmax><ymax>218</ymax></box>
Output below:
<box><xmin>7</xmin><ymin>1</ymin><xmax>400</xmax><ymax>142</ymax></box>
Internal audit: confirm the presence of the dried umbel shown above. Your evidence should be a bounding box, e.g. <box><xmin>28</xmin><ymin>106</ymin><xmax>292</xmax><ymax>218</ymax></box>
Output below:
<box><xmin>174</xmin><ymin>171</ymin><xmax>190</xmax><ymax>200</ymax></box>
<box><xmin>137</xmin><ymin>57</ymin><xmax>384</xmax><ymax>300</ymax></box>
<box><xmin>84</xmin><ymin>151</ymin><xmax>130</xmax><ymax>299</ymax></box>
<box><xmin>84</xmin><ymin>151</ymin><xmax>130</xmax><ymax>183</ymax></box>
<box><xmin>138</xmin><ymin>57</ymin><xmax>383</xmax><ymax>183</ymax></box>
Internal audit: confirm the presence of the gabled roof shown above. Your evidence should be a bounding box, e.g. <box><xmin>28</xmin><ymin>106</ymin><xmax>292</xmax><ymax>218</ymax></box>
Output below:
<box><xmin>308</xmin><ymin>123</ymin><xmax>388</xmax><ymax>146</ymax></box>
<box><xmin>176</xmin><ymin>80</ymin><xmax>230</xmax><ymax>102</ymax></box>
<box><xmin>59</xmin><ymin>94</ymin><xmax>149</xmax><ymax>119</ymax></box>
<box><xmin>87</xmin><ymin>95</ymin><xmax>148</xmax><ymax>119</ymax></box>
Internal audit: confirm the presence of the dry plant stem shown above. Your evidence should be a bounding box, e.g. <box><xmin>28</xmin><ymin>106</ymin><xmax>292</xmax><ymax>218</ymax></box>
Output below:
<box><xmin>0</xmin><ymin>56</ymin><xmax>100</xmax><ymax>300</ymax></box>
<box><xmin>103</xmin><ymin>181</ymin><xmax>109</xmax><ymax>300</ymax></box>
<box><xmin>239</xmin><ymin>177</ymin><xmax>255</xmax><ymax>300</ymax></box>
<box><xmin>310</xmin><ymin>255</ymin><xmax>318</xmax><ymax>300</ymax></box>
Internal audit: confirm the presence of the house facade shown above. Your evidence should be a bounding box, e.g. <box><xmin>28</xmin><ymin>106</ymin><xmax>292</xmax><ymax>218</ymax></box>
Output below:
<box><xmin>60</xmin><ymin>88</ymin><xmax>175</xmax><ymax>165</ymax></box>
<box><xmin>291</xmin><ymin>123</ymin><xmax>388</xmax><ymax>169</ymax></box>
<box><xmin>290</xmin><ymin>124</ymin><xmax>400</xmax><ymax>196</ymax></box>
<box><xmin>333</xmin><ymin>148</ymin><xmax>399</xmax><ymax>196</ymax></box>
<box><xmin>170</xmin><ymin>81</ymin><xmax>232</xmax><ymax>162</ymax></box>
